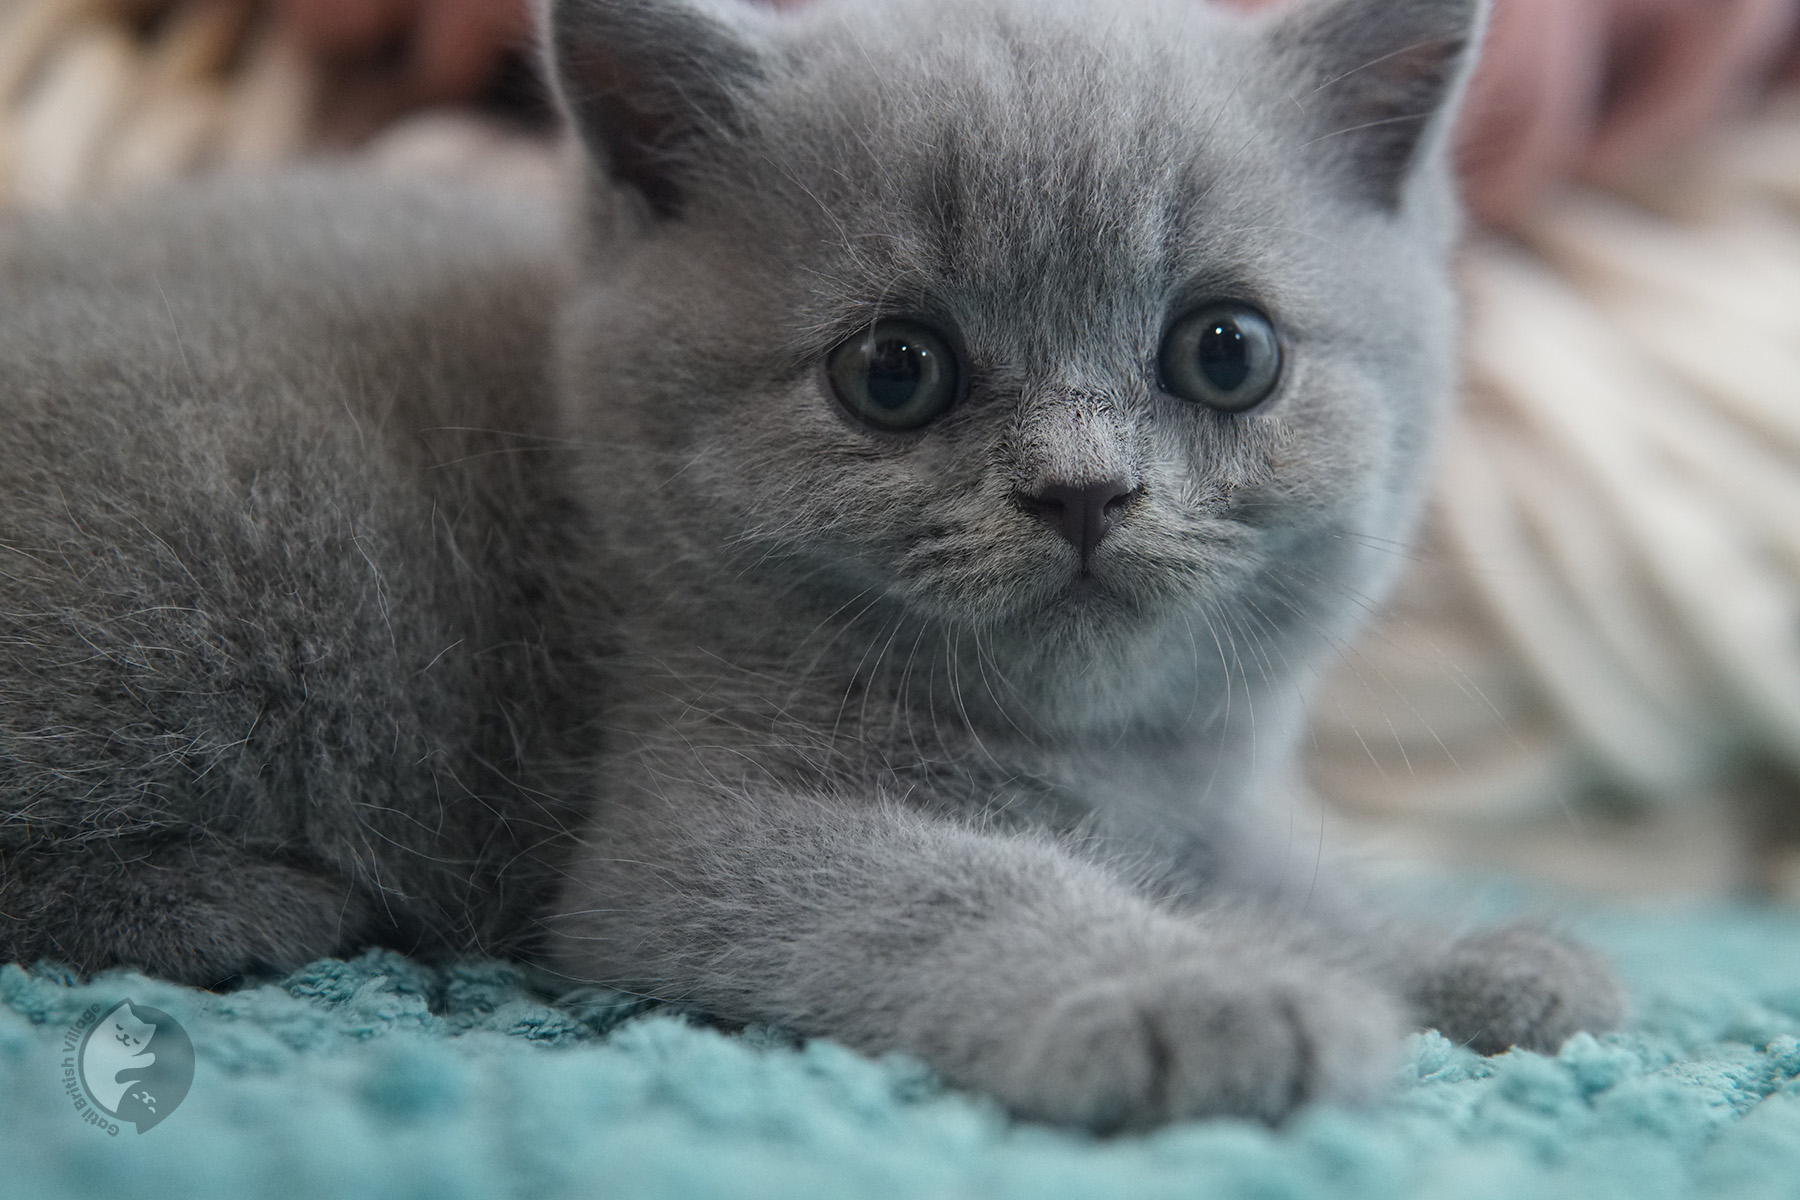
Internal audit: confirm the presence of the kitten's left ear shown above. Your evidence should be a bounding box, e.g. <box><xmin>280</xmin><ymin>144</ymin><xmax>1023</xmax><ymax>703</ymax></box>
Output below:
<box><xmin>541</xmin><ymin>0</ymin><xmax>776</xmax><ymax>218</ymax></box>
<box><xmin>1266</xmin><ymin>0</ymin><xmax>1486</xmax><ymax>210</ymax></box>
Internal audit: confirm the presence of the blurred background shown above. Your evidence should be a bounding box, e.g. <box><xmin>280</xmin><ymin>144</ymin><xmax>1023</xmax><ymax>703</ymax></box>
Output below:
<box><xmin>3</xmin><ymin>0</ymin><xmax>1799</xmax><ymax>900</ymax></box>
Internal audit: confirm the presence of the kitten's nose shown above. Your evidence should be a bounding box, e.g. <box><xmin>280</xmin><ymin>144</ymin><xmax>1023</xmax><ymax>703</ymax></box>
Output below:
<box><xmin>1020</xmin><ymin>479</ymin><xmax>1137</xmax><ymax>563</ymax></box>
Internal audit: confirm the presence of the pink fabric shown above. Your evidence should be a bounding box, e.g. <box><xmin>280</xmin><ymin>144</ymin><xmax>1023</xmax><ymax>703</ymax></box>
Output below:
<box><xmin>276</xmin><ymin>0</ymin><xmax>1800</xmax><ymax>225</ymax></box>
<box><xmin>277</xmin><ymin>0</ymin><xmax>532</xmax><ymax>102</ymax></box>
<box><xmin>1463</xmin><ymin>0</ymin><xmax>1800</xmax><ymax>222</ymax></box>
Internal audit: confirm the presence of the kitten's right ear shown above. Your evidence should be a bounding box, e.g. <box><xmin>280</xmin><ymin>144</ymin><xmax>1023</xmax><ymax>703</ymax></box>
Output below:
<box><xmin>541</xmin><ymin>0</ymin><xmax>773</xmax><ymax>218</ymax></box>
<box><xmin>1265</xmin><ymin>0</ymin><xmax>1486</xmax><ymax>211</ymax></box>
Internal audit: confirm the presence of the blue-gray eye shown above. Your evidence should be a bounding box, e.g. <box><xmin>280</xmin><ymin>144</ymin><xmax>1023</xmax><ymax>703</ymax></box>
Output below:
<box><xmin>1159</xmin><ymin>304</ymin><xmax>1282</xmax><ymax>413</ymax></box>
<box><xmin>828</xmin><ymin>320</ymin><xmax>960</xmax><ymax>432</ymax></box>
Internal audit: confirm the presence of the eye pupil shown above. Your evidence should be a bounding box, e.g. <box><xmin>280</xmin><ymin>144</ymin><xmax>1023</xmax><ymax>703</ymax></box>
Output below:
<box><xmin>866</xmin><ymin>338</ymin><xmax>928</xmax><ymax>410</ymax></box>
<box><xmin>1196</xmin><ymin>322</ymin><xmax>1251</xmax><ymax>392</ymax></box>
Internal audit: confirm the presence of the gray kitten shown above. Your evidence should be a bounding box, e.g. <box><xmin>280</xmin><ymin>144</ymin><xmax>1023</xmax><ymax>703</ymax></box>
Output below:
<box><xmin>0</xmin><ymin>0</ymin><xmax>1622</xmax><ymax>1129</ymax></box>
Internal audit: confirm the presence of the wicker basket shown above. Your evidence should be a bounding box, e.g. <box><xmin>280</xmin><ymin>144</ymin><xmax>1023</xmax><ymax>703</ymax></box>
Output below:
<box><xmin>0</xmin><ymin>0</ymin><xmax>316</xmax><ymax>208</ymax></box>
<box><xmin>1307</xmin><ymin>103</ymin><xmax>1800</xmax><ymax>894</ymax></box>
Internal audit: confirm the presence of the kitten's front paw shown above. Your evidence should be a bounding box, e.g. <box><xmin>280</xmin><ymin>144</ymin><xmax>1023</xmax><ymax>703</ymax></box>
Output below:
<box><xmin>991</xmin><ymin>963</ymin><xmax>1405</xmax><ymax>1129</ymax></box>
<box><xmin>1410</xmin><ymin>925</ymin><xmax>1625</xmax><ymax>1056</ymax></box>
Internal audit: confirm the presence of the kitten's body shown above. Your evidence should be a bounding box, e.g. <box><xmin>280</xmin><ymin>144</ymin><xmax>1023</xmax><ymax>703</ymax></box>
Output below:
<box><xmin>0</xmin><ymin>181</ymin><xmax>584</xmax><ymax>977</ymax></box>
<box><xmin>0</xmin><ymin>0</ymin><xmax>1621</xmax><ymax>1127</ymax></box>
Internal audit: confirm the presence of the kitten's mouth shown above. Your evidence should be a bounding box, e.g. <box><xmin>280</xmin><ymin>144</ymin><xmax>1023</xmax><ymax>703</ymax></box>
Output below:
<box><xmin>1044</xmin><ymin>560</ymin><xmax>1137</xmax><ymax>613</ymax></box>
<box><xmin>1063</xmin><ymin>567</ymin><xmax>1109</xmax><ymax>595</ymax></box>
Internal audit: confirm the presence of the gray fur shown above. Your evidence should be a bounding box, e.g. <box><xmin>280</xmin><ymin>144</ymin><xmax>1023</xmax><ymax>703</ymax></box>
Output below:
<box><xmin>0</xmin><ymin>181</ymin><xmax>588</xmax><ymax>983</ymax></box>
<box><xmin>0</xmin><ymin>0</ymin><xmax>1621</xmax><ymax>1126</ymax></box>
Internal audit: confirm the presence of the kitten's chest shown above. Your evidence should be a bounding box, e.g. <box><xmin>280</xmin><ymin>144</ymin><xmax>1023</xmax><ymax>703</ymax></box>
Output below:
<box><xmin>608</xmin><ymin>604</ymin><xmax>1288</xmax><ymax>856</ymax></box>
<box><xmin>836</xmin><ymin>696</ymin><xmax>1250</xmax><ymax>847</ymax></box>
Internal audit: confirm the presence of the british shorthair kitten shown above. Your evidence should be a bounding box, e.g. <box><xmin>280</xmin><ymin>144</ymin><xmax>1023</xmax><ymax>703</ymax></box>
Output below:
<box><xmin>0</xmin><ymin>0</ymin><xmax>1621</xmax><ymax>1129</ymax></box>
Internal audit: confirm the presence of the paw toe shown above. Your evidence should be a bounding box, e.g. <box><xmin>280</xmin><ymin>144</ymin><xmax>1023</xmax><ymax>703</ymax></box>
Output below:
<box><xmin>997</xmin><ymin>967</ymin><xmax>1404</xmax><ymax>1129</ymax></box>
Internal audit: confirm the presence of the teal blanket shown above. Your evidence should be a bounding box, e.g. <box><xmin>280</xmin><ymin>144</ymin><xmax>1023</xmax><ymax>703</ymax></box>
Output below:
<box><xmin>6</xmin><ymin>902</ymin><xmax>1800</xmax><ymax>1200</ymax></box>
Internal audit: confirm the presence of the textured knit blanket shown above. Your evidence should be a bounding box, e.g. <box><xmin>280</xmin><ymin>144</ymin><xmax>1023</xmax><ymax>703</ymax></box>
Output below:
<box><xmin>5</xmin><ymin>899</ymin><xmax>1800</xmax><ymax>1200</ymax></box>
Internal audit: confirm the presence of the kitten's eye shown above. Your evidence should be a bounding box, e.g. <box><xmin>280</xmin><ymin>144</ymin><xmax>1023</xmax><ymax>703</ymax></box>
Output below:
<box><xmin>827</xmin><ymin>319</ymin><xmax>961</xmax><ymax>432</ymax></box>
<box><xmin>1159</xmin><ymin>304</ymin><xmax>1283</xmax><ymax>413</ymax></box>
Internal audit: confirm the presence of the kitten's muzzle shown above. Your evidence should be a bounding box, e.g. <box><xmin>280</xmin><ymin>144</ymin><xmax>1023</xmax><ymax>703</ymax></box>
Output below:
<box><xmin>1017</xmin><ymin>479</ymin><xmax>1139</xmax><ymax>566</ymax></box>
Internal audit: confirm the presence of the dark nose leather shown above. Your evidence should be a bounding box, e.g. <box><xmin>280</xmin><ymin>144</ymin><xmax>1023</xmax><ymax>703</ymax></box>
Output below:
<box><xmin>1020</xmin><ymin>479</ymin><xmax>1136</xmax><ymax>562</ymax></box>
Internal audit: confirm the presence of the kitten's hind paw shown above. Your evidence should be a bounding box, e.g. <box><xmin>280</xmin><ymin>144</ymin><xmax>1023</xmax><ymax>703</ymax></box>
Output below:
<box><xmin>990</xmin><ymin>963</ymin><xmax>1406</xmax><ymax>1130</ymax></box>
<box><xmin>1409</xmin><ymin>925</ymin><xmax>1625</xmax><ymax>1056</ymax></box>
<box><xmin>0</xmin><ymin>843</ymin><xmax>376</xmax><ymax>989</ymax></box>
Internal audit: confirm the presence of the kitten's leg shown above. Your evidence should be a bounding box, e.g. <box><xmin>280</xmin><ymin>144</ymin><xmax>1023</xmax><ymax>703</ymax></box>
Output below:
<box><xmin>0</xmin><ymin>840</ymin><xmax>376</xmax><ymax>987</ymax></box>
<box><xmin>1402</xmin><ymin>924</ymin><xmax>1626</xmax><ymax>1056</ymax></box>
<box><xmin>544</xmin><ymin>793</ymin><xmax>1406</xmax><ymax>1128</ymax></box>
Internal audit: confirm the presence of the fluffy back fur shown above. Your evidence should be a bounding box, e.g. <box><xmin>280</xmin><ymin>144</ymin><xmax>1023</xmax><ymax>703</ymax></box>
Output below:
<box><xmin>0</xmin><ymin>181</ymin><xmax>586</xmax><ymax>980</ymax></box>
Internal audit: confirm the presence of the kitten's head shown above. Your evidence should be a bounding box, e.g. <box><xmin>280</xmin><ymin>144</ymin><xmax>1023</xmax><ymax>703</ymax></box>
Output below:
<box><xmin>544</xmin><ymin>0</ymin><xmax>1482</xmax><ymax>676</ymax></box>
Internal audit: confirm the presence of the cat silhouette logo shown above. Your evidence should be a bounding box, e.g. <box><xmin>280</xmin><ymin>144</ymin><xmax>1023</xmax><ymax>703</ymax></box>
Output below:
<box><xmin>75</xmin><ymin>1000</ymin><xmax>194</xmax><ymax>1133</ymax></box>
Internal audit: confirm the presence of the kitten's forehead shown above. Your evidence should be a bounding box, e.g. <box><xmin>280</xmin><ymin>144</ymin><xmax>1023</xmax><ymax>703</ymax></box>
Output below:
<box><xmin>740</xmin><ymin>0</ymin><xmax>1305</xmax><ymax>352</ymax></box>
